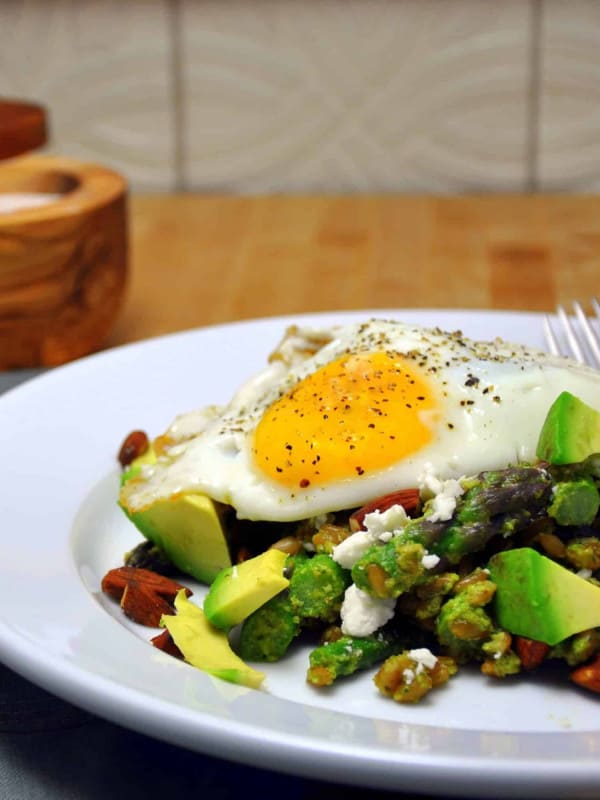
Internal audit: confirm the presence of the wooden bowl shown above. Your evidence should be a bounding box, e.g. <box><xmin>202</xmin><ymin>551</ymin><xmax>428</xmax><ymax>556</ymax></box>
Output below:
<box><xmin>0</xmin><ymin>155</ymin><xmax>128</xmax><ymax>368</ymax></box>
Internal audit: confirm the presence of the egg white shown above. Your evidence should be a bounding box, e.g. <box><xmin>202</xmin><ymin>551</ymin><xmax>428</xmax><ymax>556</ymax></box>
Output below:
<box><xmin>123</xmin><ymin>319</ymin><xmax>600</xmax><ymax>522</ymax></box>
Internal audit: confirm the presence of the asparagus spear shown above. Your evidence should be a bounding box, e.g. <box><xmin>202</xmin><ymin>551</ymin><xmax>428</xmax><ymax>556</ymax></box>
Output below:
<box><xmin>289</xmin><ymin>553</ymin><xmax>350</xmax><ymax>623</ymax></box>
<box><xmin>352</xmin><ymin>466</ymin><xmax>554</xmax><ymax>599</ymax></box>
<box><xmin>306</xmin><ymin>626</ymin><xmax>409</xmax><ymax>686</ymax></box>
<box><xmin>238</xmin><ymin>591</ymin><xmax>299</xmax><ymax>662</ymax></box>
<box><xmin>435</xmin><ymin>467</ymin><xmax>552</xmax><ymax>563</ymax></box>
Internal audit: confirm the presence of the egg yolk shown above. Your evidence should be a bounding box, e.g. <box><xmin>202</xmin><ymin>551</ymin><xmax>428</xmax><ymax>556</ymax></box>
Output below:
<box><xmin>253</xmin><ymin>350</ymin><xmax>438</xmax><ymax>489</ymax></box>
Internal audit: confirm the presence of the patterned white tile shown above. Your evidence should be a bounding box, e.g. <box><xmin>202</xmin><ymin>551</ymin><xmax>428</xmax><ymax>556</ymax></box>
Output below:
<box><xmin>0</xmin><ymin>0</ymin><xmax>175</xmax><ymax>191</ymax></box>
<box><xmin>538</xmin><ymin>0</ymin><xmax>600</xmax><ymax>191</ymax></box>
<box><xmin>180</xmin><ymin>0</ymin><xmax>532</xmax><ymax>193</ymax></box>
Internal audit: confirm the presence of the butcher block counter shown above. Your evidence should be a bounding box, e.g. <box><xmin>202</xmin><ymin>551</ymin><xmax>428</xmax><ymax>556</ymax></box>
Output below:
<box><xmin>109</xmin><ymin>193</ymin><xmax>599</xmax><ymax>347</ymax></box>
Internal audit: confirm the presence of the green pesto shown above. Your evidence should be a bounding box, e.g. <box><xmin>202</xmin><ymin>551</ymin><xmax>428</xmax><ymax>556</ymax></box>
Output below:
<box><xmin>484</xmin><ymin>650</ymin><xmax>521</xmax><ymax>677</ymax></box>
<box><xmin>435</xmin><ymin>578</ymin><xmax>496</xmax><ymax>663</ymax></box>
<box><xmin>375</xmin><ymin>654</ymin><xmax>438</xmax><ymax>703</ymax></box>
<box><xmin>565</xmin><ymin>537</ymin><xmax>600</xmax><ymax>571</ymax></box>
<box><xmin>284</xmin><ymin>547</ymin><xmax>310</xmax><ymax>573</ymax></box>
<box><xmin>306</xmin><ymin>629</ymin><xmax>405</xmax><ymax>686</ymax></box>
<box><xmin>289</xmin><ymin>554</ymin><xmax>350</xmax><ymax>623</ymax></box>
<box><xmin>311</xmin><ymin>523</ymin><xmax>352</xmax><ymax>555</ymax></box>
<box><xmin>351</xmin><ymin>541</ymin><xmax>428</xmax><ymax>599</ymax></box>
<box><xmin>481</xmin><ymin>630</ymin><xmax>512</xmax><ymax>659</ymax></box>
<box><xmin>550</xmin><ymin>628</ymin><xmax>600</xmax><ymax>666</ymax></box>
<box><xmin>480</xmin><ymin>631</ymin><xmax>521</xmax><ymax>677</ymax></box>
<box><xmin>374</xmin><ymin>651</ymin><xmax>458</xmax><ymax>704</ymax></box>
<box><xmin>548</xmin><ymin>479</ymin><xmax>600</xmax><ymax>527</ymax></box>
<box><xmin>238</xmin><ymin>591</ymin><xmax>300</xmax><ymax>662</ymax></box>
<box><xmin>398</xmin><ymin>571</ymin><xmax>460</xmax><ymax>623</ymax></box>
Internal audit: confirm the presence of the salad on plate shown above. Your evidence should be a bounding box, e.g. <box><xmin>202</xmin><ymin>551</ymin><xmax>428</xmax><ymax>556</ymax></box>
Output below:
<box><xmin>103</xmin><ymin>318</ymin><xmax>600</xmax><ymax>704</ymax></box>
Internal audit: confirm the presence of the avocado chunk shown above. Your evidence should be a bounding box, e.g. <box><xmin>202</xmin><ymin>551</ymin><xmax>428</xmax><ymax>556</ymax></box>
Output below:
<box><xmin>161</xmin><ymin>590</ymin><xmax>265</xmax><ymax>689</ymax></box>
<box><xmin>203</xmin><ymin>548</ymin><xmax>290</xmax><ymax>630</ymax></box>
<box><xmin>120</xmin><ymin>491</ymin><xmax>232</xmax><ymax>586</ymax></box>
<box><xmin>488</xmin><ymin>547</ymin><xmax>600</xmax><ymax>645</ymax></box>
<box><xmin>119</xmin><ymin>442</ymin><xmax>233</xmax><ymax>585</ymax></box>
<box><xmin>536</xmin><ymin>391</ymin><xmax>600</xmax><ymax>465</ymax></box>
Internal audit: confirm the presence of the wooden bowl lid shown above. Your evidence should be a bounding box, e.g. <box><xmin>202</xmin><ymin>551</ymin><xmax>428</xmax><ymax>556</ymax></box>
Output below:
<box><xmin>0</xmin><ymin>100</ymin><xmax>48</xmax><ymax>160</ymax></box>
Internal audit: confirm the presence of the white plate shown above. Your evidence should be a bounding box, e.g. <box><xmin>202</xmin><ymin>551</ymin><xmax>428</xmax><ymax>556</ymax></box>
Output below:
<box><xmin>1</xmin><ymin>309</ymin><xmax>599</xmax><ymax>799</ymax></box>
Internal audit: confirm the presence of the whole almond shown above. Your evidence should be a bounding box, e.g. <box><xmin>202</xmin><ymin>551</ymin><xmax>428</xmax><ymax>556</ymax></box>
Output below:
<box><xmin>151</xmin><ymin>629</ymin><xmax>184</xmax><ymax>659</ymax></box>
<box><xmin>101</xmin><ymin>566</ymin><xmax>192</xmax><ymax>603</ymax></box>
<box><xmin>120</xmin><ymin>581</ymin><xmax>173</xmax><ymax>627</ymax></box>
<box><xmin>571</xmin><ymin>655</ymin><xmax>600</xmax><ymax>693</ymax></box>
<box><xmin>515</xmin><ymin>636</ymin><xmax>550</xmax><ymax>670</ymax></box>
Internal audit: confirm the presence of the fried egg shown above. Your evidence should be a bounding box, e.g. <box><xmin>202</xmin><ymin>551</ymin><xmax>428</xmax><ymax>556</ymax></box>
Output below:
<box><xmin>123</xmin><ymin>319</ymin><xmax>600</xmax><ymax>522</ymax></box>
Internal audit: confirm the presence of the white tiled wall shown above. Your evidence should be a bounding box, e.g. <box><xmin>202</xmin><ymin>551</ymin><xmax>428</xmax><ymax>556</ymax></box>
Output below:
<box><xmin>538</xmin><ymin>0</ymin><xmax>600</xmax><ymax>192</ymax></box>
<box><xmin>0</xmin><ymin>0</ymin><xmax>598</xmax><ymax>193</ymax></box>
<box><xmin>180</xmin><ymin>0</ymin><xmax>531</xmax><ymax>193</ymax></box>
<box><xmin>0</xmin><ymin>0</ymin><xmax>176</xmax><ymax>189</ymax></box>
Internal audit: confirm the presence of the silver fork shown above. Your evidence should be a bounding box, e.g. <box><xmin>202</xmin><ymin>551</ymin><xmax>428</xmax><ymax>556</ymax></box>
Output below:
<box><xmin>543</xmin><ymin>299</ymin><xmax>600</xmax><ymax>369</ymax></box>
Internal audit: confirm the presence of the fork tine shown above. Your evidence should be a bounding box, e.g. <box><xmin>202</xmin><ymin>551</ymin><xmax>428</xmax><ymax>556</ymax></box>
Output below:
<box><xmin>543</xmin><ymin>301</ymin><xmax>600</xmax><ymax>368</ymax></box>
<box><xmin>543</xmin><ymin>315</ymin><xmax>561</xmax><ymax>356</ymax></box>
<box><xmin>556</xmin><ymin>304</ymin><xmax>586</xmax><ymax>363</ymax></box>
<box><xmin>573</xmin><ymin>300</ymin><xmax>600</xmax><ymax>367</ymax></box>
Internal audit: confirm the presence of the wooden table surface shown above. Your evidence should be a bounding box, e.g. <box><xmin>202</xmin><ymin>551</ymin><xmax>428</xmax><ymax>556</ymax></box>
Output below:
<box><xmin>108</xmin><ymin>193</ymin><xmax>600</xmax><ymax>348</ymax></box>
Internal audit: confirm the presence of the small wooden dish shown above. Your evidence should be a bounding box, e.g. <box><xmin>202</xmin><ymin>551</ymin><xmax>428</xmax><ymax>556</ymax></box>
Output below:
<box><xmin>0</xmin><ymin>99</ymin><xmax>48</xmax><ymax>160</ymax></box>
<box><xmin>0</xmin><ymin>155</ymin><xmax>128</xmax><ymax>368</ymax></box>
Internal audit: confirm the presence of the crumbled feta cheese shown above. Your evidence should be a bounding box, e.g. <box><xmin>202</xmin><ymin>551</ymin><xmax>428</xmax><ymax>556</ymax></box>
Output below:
<box><xmin>408</xmin><ymin>647</ymin><xmax>438</xmax><ymax>671</ymax></box>
<box><xmin>418</xmin><ymin>462</ymin><xmax>445</xmax><ymax>498</ymax></box>
<box><xmin>363</xmin><ymin>504</ymin><xmax>409</xmax><ymax>538</ymax></box>
<box><xmin>332</xmin><ymin>530</ymin><xmax>374</xmax><ymax>569</ymax></box>
<box><xmin>418</xmin><ymin>463</ymin><xmax>464</xmax><ymax>522</ymax></box>
<box><xmin>428</xmin><ymin>494</ymin><xmax>455</xmax><ymax>522</ymax></box>
<box><xmin>340</xmin><ymin>584</ymin><xmax>396</xmax><ymax>637</ymax></box>
<box><xmin>421</xmin><ymin>552</ymin><xmax>440</xmax><ymax>570</ymax></box>
<box><xmin>332</xmin><ymin>504</ymin><xmax>409</xmax><ymax>569</ymax></box>
<box><xmin>403</xmin><ymin>668</ymin><xmax>415</xmax><ymax>685</ymax></box>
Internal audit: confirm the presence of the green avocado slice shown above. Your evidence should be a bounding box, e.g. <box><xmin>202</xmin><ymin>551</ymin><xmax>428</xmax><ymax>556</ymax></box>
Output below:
<box><xmin>161</xmin><ymin>590</ymin><xmax>265</xmax><ymax>689</ymax></box>
<box><xmin>120</xmin><ymin>492</ymin><xmax>232</xmax><ymax>585</ymax></box>
<box><xmin>536</xmin><ymin>391</ymin><xmax>600</xmax><ymax>465</ymax></box>
<box><xmin>203</xmin><ymin>548</ymin><xmax>290</xmax><ymax>630</ymax></box>
<box><xmin>488</xmin><ymin>547</ymin><xmax>600</xmax><ymax>646</ymax></box>
<box><xmin>119</xmin><ymin>446</ymin><xmax>233</xmax><ymax>585</ymax></box>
